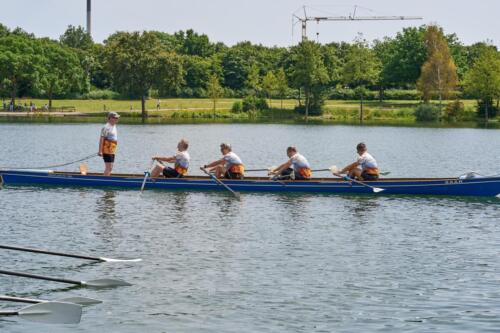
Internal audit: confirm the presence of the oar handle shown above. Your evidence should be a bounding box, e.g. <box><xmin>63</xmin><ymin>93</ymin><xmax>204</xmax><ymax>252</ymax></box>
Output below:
<box><xmin>0</xmin><ymin>269</ymin><xmax>82</xmax><ymax>286</ymax></box>
<box><xmin>0</xmin><ymin>244</ymin><xmax>103</xmax><ymax>261</ymax></box>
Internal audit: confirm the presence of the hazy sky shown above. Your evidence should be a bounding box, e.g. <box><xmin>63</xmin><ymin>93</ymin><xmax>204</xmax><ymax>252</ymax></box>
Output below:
<box><xmin>1</xmin><ymin>0</ymin><xmax>498</xmax><ymax>47</ymax></box>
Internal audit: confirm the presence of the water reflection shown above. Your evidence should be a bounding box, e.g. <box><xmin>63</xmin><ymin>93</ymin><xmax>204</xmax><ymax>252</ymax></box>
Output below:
<box><xmin>348</xmin><ymin>196</ymin><xmax>381</xmax><ymax>223</ymax></box>
<box><xmin>96</xmin><ymin>190</ymin><xmax>117</xmax><ymax>223</ymax></box>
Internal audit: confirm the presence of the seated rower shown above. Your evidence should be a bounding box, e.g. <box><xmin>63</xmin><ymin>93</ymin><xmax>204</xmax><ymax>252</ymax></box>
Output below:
<box><xmin>271</xmin><ymin>146</ymin><xmax>312</xmax><ymax>180</ymax></box>
<box><xmin>203</xmin><ymin>143</ymin><xmax>245</xmax><ymax>179</ymax></box>
<box><xmin>151</xmin><ymin>139</ymin><xmax>190</xmax><ymax>178</ymax></box>
<box><xmin>340</xmin><ymin>142</ymin><xmax>379</xmax><ymax>181</ymax></box>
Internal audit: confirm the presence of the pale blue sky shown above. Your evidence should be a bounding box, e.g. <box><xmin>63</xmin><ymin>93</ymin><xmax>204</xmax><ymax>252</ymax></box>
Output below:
<box><xmin>0</xmin><ymin>0</ymin><xmax>498</xmax><ymax>47</ymax></box>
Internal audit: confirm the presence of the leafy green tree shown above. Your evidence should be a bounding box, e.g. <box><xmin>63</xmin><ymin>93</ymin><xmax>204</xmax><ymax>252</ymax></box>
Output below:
<box><xmin>104</xmin><ymin>31</ymin><xmax>184</xmax><ymax>117</ymax></box>
<box><xmin>262</xmin><ymin>71</ymin><xmax>278</xmax><ymax>106</ymax></box>
<box><xmin>60</xmin><ymin>25</ymin><xmax>93</xmax><ymax>50</ymax></box>
<box><xmin>182</xmin><ymin>55</ymin><xmax>212</xmax><ymax>97</ymax></box>
<box><xmin>0</xmin><ymin>34</ymin><xmax>44</xmax><ymax>105</ymax></box>
<box><xmin>289</xmin><ymin>40</ymin><xmax>329</xmax><ymax>119</ymax></box>
<box><xmin>417</xmin><ymin>25</ymin><xmax>459</xmax><ymax>108</ymax></box>
<box><xmin>206</xmin><ymin>74</ymin><xmax>223</xmax><ymax>113</ymax></box>
<box><xmin>0</xmin><ymin>24</ymin><xmax>9</xmax><ymax>38</ymax></box>
<box><xmin>221</xmin><ymin>49</ymin><xmax>248</xmax><ymax>91</ymax></box>
<box><xmin>320</xmin><ymin>43</ymin><xmax>343</xmax><ymax>86</ymax></box>
<box><xmin>39</xmin><ymin>40</ymin><xmax>86</xmax><ymax>108</ymax></box>
<box><xmin>246</xmin><ymin>63</ymin><xmax>261</xmax><ymax>96</ymax></box>
<box><xmin>374</xmin><ymin>26</ymin><xmax>426</xmax><ymax>90</ymax></box>
<box><xmin>464</xmin><ymin>48</ymin><xmax>500</xmax><ymax>120</ymax></box>
<box><xmin>342</xmin><ymin>37</ymin><xmax>381</xmax><ymax>122</ymax></box>
<box><xmin>275</xmin><ymin>67</ymin><xmax>288</xmax><ymax>110</ymax></box>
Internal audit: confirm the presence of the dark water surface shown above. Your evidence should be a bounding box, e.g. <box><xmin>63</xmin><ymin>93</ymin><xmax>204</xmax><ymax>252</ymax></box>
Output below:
<box><xmin>0</xmin><ymin>124</ymin><xmax>499</xmax><ymax>332</ymax></box>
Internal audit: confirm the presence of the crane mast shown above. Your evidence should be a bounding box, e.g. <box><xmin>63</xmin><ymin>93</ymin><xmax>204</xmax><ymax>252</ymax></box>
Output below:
<box><xmin>293</xmin><ymin>6</ymin><xmax>422</xmax><ymax>42</ymax></box>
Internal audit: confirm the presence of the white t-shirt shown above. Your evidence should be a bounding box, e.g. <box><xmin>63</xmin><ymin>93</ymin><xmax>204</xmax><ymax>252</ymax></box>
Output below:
<box><xmin>357</xmin><ymin>152</ymin><xmax>378</xmax><ymax>170</ymax></box>
<box><xmin>290</xmin><ymin>153</ymin><xmax>310</xmax><ymax>172</ymax></box>
<box><xmin>101</xmin><ymin>123</ymin><xmax>117</xmax><ymax>141</ymax></box>
<box><xmin>175</xmin><ymin>151</ymin><xmax>190</xmax><ymax>169</ymax></box>
<box><xmin>223</xmin><ymin>152</ymin><xmax>243</xmax><ymax>169</ymax></box>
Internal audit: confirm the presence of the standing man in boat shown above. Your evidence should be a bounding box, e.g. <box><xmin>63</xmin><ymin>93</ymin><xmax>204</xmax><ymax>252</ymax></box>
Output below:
<box><xmin>271</xmin><ymin>146</ymin><xmax>312</xmax><ymax>180</ymax></box>
<box><xmin>340</xmin><ymin>142</ymin><xmax>379</xmax><ymax>181</ymax></box>
<box><xmin>150</xmin><ymin>139</ymin><xmax>190</xmax><ymax>178</ymax></box>
<box><xmin>203</xmin><ymin>143</ymin><xmax>245</xmax><ymax>179</ymax></box>
<box><xmin>98</xmin><ymin>112</ymin><xmax>119</xmax><ymax>176</ymax></box>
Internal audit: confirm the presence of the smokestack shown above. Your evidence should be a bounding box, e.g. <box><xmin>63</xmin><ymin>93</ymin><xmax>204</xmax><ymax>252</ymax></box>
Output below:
<box><xmin>86</xmin><ymin>0</ymin><xmax>91</xmax><ymax>36</ymax></box>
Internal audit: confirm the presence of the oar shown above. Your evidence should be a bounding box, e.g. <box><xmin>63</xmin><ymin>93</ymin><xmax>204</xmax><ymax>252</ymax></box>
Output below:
<box><xmin>140</xmin><ymin>160</ymin><xmax>157</xmax><ymax>193</ymax></box>
<box><xmin>0</xmin><ymin>244</ymin><xmax>142</xmax><ymax>263</ymax></box>
<box><xmin>0</xmin><ymin>269</ymin><xmax>131</xmax><ymax>288</ymax></box>
<box><xmin>331</xmin><ymin>171</ymin><xmax>384</xmax><ymax>193</ymax></box>
<box><xmin>0</xmin><ymin>301</ymin><xmax>82</xmax><ymax>324</ymax></box>
<box><xmin>0</xmin><ymin>295</ymin><xmax>102</xmax><ymax>306</ymax></box>
<box><xmin>312</xmin><ymin>165</ymin><xmax>391</xmax><ymax>176</ymax></box>
<box><xmin>200</xmin><ymin>167</ymin><xmax>240</xmax><ymax>198</ymax></box>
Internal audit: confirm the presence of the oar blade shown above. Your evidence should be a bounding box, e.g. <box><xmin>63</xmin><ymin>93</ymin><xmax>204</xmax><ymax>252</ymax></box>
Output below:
<box><xmin>373</xmin><ymin>187</ymin><xmax>385</xmax><ymax>193</ymax></box>
<box><xmin>18</xmin><ymin>302</ymin><xmax>82</xmax><ymax>324</ymax></box>
<box><xmin>84</xmin><ymin>278</ymin><xmax>132</xmax><ymax>288</ymax></box>
<box><xmin>58</xmin><ymin>297</ymin><xmax>102</xmax><ymax>306</ymax></box>
<box><xmin>329</xmin><ymin>165</ymin><xmax>339</xmax><ymax>174</ymax></box>
<box><xmin>99</xmin><ymin>257</ymin><xmax>142</xmax><ymax>263</ymax></box>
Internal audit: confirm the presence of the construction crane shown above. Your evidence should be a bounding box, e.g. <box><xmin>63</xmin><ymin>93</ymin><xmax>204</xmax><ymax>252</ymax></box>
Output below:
<box><xmin>293</xmin><ymin>5</ymin><xmax>423</xmax><ymax>42</ymax></box>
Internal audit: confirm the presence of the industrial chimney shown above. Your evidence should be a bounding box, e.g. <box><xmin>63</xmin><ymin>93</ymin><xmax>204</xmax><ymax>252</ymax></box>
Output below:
<box><xmin>86</xmin><ymin>0</ymin><xmax>91</xmax><ymax>36</ymax></box>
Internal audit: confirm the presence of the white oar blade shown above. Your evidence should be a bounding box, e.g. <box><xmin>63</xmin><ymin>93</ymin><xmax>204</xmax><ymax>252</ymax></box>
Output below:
<box><xmin>329</xmin><ymin>165</ymin><xmax>339</xmax><ymax>174</ymax></box>
<box><xmin>18</xmin><ymin>302</ymin><xmax>82</xmax><ymax>324</ymax></box>
<box><xmin>84</xmin><ymin>278</ymin><xmax>132</xmax><ymax>288</ymax></box>
<box><xmin>58</xmin><ymin>297</ymin><xmax>102</xmax><ymax>306</ymax></box>
<box><xmin>100</xmin><ymin>257</ymin><xmax>142</xmax><ymax>263</ymax></box>
<box><xmin>373</xmin><ymin>187</ymin><xmax>385</xmax><ymax>193</ymax></box>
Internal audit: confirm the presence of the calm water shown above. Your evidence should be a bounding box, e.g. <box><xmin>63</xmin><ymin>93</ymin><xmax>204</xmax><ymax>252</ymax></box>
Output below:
<box><xmin>0</xmin><ymin>123</ymin><xmax>499</xmax><ymax>332</ymax></box>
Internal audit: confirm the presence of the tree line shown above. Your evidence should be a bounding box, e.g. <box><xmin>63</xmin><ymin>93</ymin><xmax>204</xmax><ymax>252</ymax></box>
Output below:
<box><xmin>0</xmin><ymin>23</ymin><xmax>499</xmax><ymax>119</ymax></box>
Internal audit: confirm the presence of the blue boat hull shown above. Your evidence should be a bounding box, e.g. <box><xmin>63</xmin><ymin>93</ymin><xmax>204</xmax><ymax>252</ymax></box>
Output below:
<box><xmin>1</xmin><ymin>170</ymin><xmax>499</xmax><ymax>197</ymax></box>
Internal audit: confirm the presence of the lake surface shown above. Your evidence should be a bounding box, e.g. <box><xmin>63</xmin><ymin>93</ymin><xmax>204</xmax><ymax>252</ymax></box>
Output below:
<box><xmin>0</xmin><ymin>123</ymin><xmax>499</xmax><ymax>332</ymax></box>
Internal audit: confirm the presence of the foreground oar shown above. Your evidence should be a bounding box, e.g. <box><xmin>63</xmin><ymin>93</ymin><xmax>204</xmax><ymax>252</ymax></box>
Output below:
<box><xmin>332</xmin><ymin>172</ymin><xmax>385</xmax><ymax>193</ymax></box>
<box><xmin>0</xmin><ymin>269</ymin><xmax>131</xmax><ymax>288</ymax></box>
<box><xmin>200</xmin><ymin>167</ymin><xmax>240</xmax><ymax>198</ymax></box>
<box><xmin>0</xmin><ymin>244</ymin><xmax>142</xmax><ymax>263</ymax></box>
<box><xmin>0</xmin><ymin>301</ymin><xmax>82</xmax><ymax>324</ymax></box>
<box><xmin>140</xmin><ymin>160</ymin><xmax>157</xmax><ymax>193</ymax></box>
<box><xmin>0</xmin><ymin>295</ymin><xmax>101</xmax><ymax>306</ymax></box>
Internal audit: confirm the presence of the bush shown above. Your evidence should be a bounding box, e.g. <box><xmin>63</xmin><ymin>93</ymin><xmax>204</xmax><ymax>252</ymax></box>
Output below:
<box><xmin>414</xmin><ymin>103</ymin><xmax>441</xmax><ymax>121</ymax></box>
<box><xmin>84</xmin><ymin>89</ymin><xmax>120</xmax><ymax>100</ymax></box>
<box><xmin>294</xmin><ymin>103</ymin><xmax>324</xmax><ymax>116</ymax></box>
<box><xmin>242</xmin><ymin>96</ymin><xmax>268</xmax><ymax>112</ymax></box>
<box><xmin>477</xmin><ymin>99</ymin><xmax>499</xmax><ymax>119</ymax></box>
<box><xmin>231</xmin><ymin>101</ymin><xmax>242</xmax><ymax>112</ymax></box>
<box><xmin>382</xmin><ymin>89</ymin><xmax>420</xmax><ymax>100</ymax></box>
<box><xmin>444</xmin><ymin>100</ymin><xmax>464</xmax><ymax>120</ymax></box>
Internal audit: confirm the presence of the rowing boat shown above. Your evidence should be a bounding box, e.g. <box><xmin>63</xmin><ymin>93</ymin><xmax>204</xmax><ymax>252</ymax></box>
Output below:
<box><xmin>1</xmin><ymin>169</ymin><xmax>499</xmax><ymax>197</ymax></box>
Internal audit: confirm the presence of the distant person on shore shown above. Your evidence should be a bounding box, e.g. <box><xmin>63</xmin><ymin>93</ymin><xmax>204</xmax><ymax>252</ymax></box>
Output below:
<box><xmin>98</xmin><ymin>112</ymin><xmax>120</xmax><ymax>176</ymax></box>
<box><xmin>9</xmin><ymin>100</ymin><xmax>14</xmax><ymax>112</ymax></box>
<box><xmin>156</xmin><ymin>99</ymin><xmax>161</xmax><ymax>110</ymax></box>
<box><xmin>203</xmin><ymin>143</ymin><xmax>245</xmax><ymax>179</ymax></box>
<box><xmin>271</xmin><ymin>146</ymin><xmax>312</xmax><ymax>180</ymax></box>
<box><xmin>150</xmin><ymin>139</ymin><xmax>190</xmax><ymax>178</ymax></box>
<box><xmin>340</xmin><ymin>143</ymin><xmax>379</xmax><ymax>181</ymax></box>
